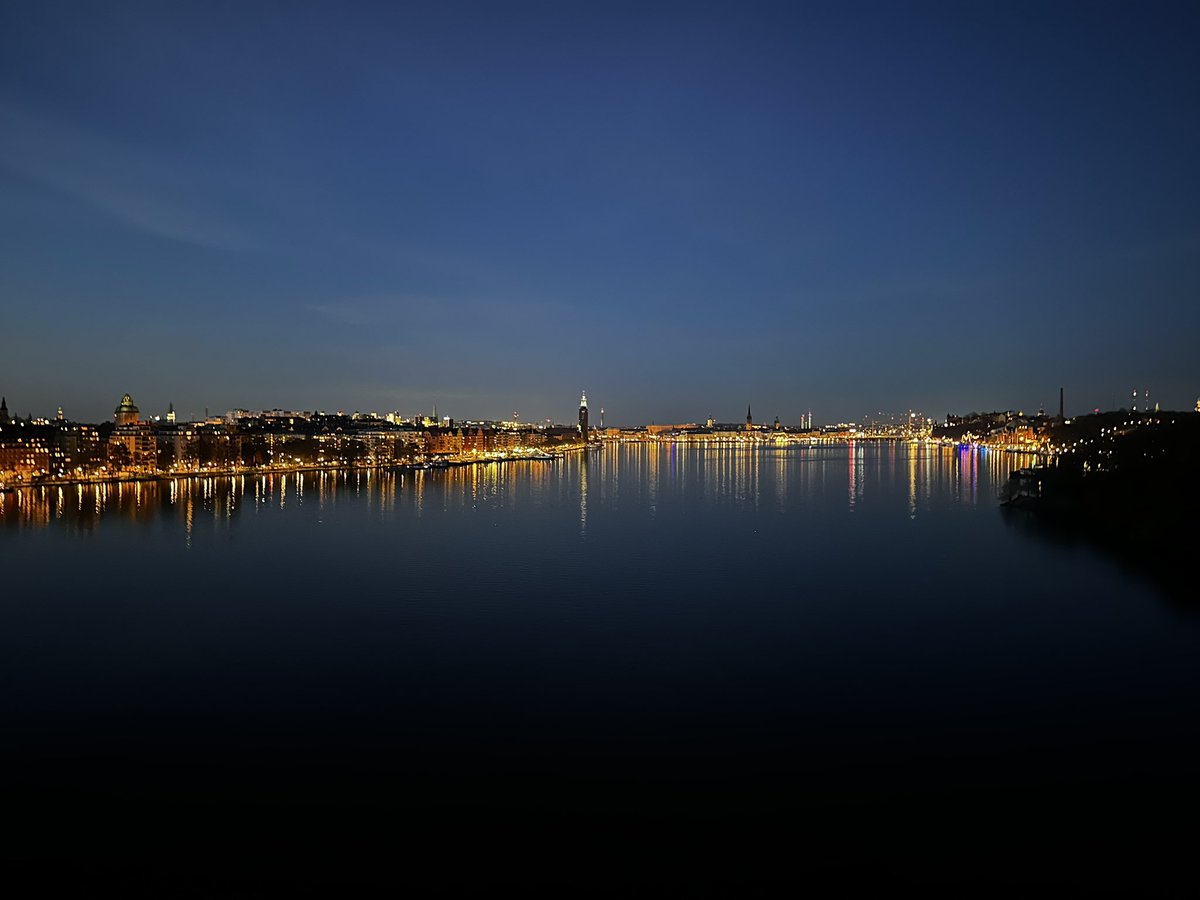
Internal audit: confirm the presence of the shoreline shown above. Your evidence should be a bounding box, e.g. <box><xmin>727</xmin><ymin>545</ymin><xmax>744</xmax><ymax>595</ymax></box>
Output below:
<box><xmin>1</xmin><ymin>450</ymin><xmax>575</xmax><ymax>492</ymax></box>
<box><xmin>0</xmin><ymin>440</ymin><xmax>1048</xmax><ymax>493</ymax></box>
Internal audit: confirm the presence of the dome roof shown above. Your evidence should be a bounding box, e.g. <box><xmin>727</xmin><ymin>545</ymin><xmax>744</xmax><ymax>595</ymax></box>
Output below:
<box><xmin>115</xmin><ymin>393</ymin><xmax>139</xmax><ymax>414</ymax></box>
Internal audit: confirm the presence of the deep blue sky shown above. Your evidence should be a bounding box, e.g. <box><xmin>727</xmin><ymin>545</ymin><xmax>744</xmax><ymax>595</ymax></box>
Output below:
<box><xmin>2</xmin><ymin>1</ymin><xmax>1198</xmax><ymax>425</ymax></box>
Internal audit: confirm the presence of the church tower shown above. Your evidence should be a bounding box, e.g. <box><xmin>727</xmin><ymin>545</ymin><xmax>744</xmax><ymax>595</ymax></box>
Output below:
<box><xmin>578</xmin><ymin>391</ymin><xmax>589</xmax><ymax>442</ymax></box>
<box><xmin>0</xmin><ymin>396</ymin><xmax>8</xmax><ymax>424</ymax></box>
<box><xmin>746</xmin><ymin>403</ymin><xmax>753</xmax><ymax>432</ymax></box>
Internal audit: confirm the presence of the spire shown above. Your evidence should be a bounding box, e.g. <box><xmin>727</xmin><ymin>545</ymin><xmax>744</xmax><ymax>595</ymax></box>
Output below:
<box><xmin>578</xmin><ymin>391</ymin><xmax>590</xmax><ymax>441</ymax></box>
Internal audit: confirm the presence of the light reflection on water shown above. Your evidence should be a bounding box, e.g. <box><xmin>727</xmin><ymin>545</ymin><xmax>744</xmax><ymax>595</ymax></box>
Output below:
<box><xmin>0</xmin><ymin>442</ymin><xmax>1041</xmax><ymax>540</ymax></box>
<box><xmin>2</xmin><ymin>438</ymin><xmax>1198</xmax><ymax>893</ymax></box>
<box><xmin>0</xmin><ymin>443</ymin><xmax>1040</xmax><ymax>537</ymax></box>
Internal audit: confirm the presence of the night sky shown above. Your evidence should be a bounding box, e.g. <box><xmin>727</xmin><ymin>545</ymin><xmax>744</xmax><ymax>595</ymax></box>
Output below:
<box><xmin>2</xmin><ymin>1</ymin><xmax>1198</xmax><ymax>426</ymax></box>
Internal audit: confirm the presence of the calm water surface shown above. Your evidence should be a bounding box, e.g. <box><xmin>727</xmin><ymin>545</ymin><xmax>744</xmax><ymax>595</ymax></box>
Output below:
<box><xmin>4</xmin><ymin>442</ymin><xmax>1197</xmax><ymax>889</ymax></box>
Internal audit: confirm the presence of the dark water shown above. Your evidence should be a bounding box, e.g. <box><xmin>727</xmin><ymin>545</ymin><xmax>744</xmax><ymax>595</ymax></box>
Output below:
<box><xmin>3</xmin><ymin>443</ymin><xmax>1197</xmax><ymax>892</ymax></box>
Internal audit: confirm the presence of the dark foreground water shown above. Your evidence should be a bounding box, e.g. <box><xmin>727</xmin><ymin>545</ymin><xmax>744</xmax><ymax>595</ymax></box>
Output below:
<box><xmin>3</xmin><ymin>442</ymin><xmax>1198</xmax><ymax>893</ymax></box>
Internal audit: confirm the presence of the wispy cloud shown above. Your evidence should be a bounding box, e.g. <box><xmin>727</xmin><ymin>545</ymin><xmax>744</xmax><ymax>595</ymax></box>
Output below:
<box><xmin>0</xmin><ymin>102</ymin><xmax>255</xmax><ymax>250</ymax></box>
<box><xmin>306</xmin><ymin>302</ymin><xmax>396</xmax><ymax>327</ymax></box>
<box><xmin>308</xmin><ymin>293</ymin><xmax>568</xmax><ymax>329</ymax></box>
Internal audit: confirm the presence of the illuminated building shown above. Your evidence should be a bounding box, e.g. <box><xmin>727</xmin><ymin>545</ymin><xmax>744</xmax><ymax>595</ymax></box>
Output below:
<box><xmin>0</xmin><ymin>399</ymin><xmax>53</xmax><ymax>481</ymax></box>
<box><xmin>109</xmin><ymin>394</ymin><xmax>156</xmax><ymax>470</ymax></box>
<box><xmin>425</xmin><ymin>427</ymin><xmax>464</xmax><ymax>458</ymax></box>
<box><xmin>54</xmin><ymin>424</ymin><xmax>104</xmax><ymax>475</ymax></box>
<box><xmin>0</xmin><ymin>440</ymin><xmax>50</xmax><ymax>481</ymax></box>
<box><xmin>156</xmin><ymin>423</ymin><xmax>201</xmax><ymax>471</ymax></box>
<box><xmin>579</xmin><ymin>391</ymin><xmax>589</xmax><ymax>442</ymax></box>
<box><xmin>114</xmin><ymin>394</ymin><xmax>139</xmax><ymax>426</ymax></box>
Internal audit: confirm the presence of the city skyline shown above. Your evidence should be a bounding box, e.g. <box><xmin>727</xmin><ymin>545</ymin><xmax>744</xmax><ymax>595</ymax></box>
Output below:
<box><xmin>3</xmin><ymin>3</ymin><xmax>1199</xmax><ymax>423</ymax></box>
<box><xmin>0</xmin><ymin>382</ymin><xmax>1176</xmax><ymax>431</ymax></box>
